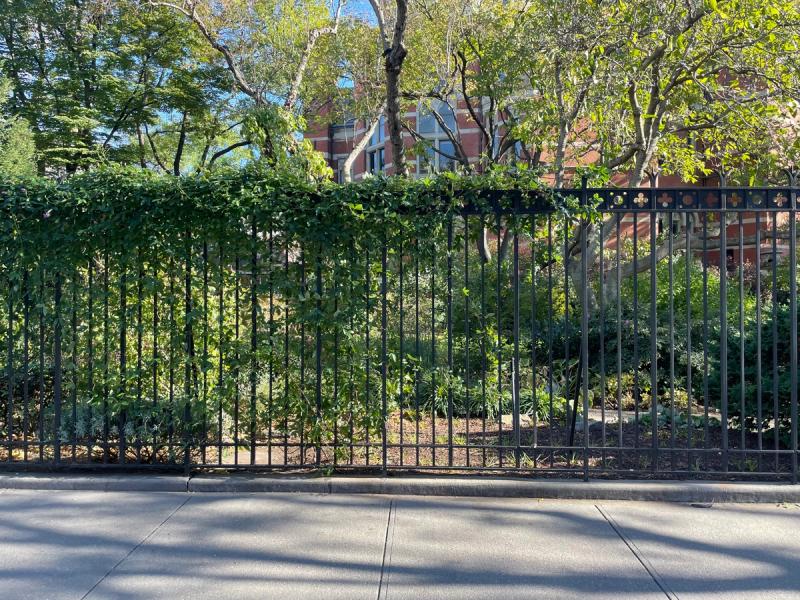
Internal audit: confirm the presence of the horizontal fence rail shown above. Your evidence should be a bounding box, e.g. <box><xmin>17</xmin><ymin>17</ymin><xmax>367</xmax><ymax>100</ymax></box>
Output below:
<box><xmin>1</xmin><ymin>184</ymin><xmax>798</xmax><ymax>480</ymax></box>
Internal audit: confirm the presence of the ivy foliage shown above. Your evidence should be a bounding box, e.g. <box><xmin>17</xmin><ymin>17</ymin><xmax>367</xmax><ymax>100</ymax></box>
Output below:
<box><xmin>0</xmin><ymin>165</ymin><xmax>576</xmax><ymax>266</ymax></box>
<box><xmin>0</xmin><ymin>166</ymin><xmax>585</xmax><ymax>464</ymax></box>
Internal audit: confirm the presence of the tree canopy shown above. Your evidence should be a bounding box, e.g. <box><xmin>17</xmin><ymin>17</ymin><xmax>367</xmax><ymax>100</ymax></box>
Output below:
<box><xmin>1</xmin><ymin>0</ymin><xmax>798</xmax><ymax>183</ymax></box>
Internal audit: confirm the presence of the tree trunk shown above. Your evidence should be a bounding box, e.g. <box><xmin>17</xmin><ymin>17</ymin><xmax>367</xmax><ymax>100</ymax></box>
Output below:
<box><xmin>385</xmin><ymin>47</ymin><xmax>408</xmax><ymax>176</ymax></box>
<box><xmin>343</xmin><ymin>109</ymin><xmax>384</xmax><ymax>182</ymax></box>
<box><xmin>384</xmin><ymin>0</ymin><xmax>409</xmax><ymax>176</ymax></box>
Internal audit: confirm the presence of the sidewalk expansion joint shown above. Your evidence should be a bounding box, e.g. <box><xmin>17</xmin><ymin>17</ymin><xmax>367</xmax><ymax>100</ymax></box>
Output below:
<box><xmin>377</xmin><ymin>499</ymin><xmax>397</xmax><ymax>600</ymax></box>
<box><xmin>80</xmin><ymin>496</ymin><xmax>192</xmax><ymax>599</ymax></box>
<box><xmin>595</xmin><ymin>504</ymin><xmax>679</xmax><ymax>600</ymax></box>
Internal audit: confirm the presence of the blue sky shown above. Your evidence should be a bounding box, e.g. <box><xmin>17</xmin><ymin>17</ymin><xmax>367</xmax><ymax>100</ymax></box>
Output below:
<box><xmin>340</xmin><ymin>0</ymin><xmax>377</xmax><ymax>21</ymax></box>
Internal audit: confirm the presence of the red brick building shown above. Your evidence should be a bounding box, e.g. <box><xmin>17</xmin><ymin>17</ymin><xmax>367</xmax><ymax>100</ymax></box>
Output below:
<box><xmin>304</xmin><ymin>100</ymin><xmax>793</xmax><ymax>268</ymax></box>
<box><xmin>305</xmin><ymin>99</ymin><xmax>484</xmax><ymax>182</ymax></box>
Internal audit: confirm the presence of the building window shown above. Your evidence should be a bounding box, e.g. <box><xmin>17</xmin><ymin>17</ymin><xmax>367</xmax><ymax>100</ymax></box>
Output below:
<box><xmin>417</xmin><ymin>100</ymin><xmax>457</xmax><ymax>175</ymax></box>
<box><xmin>367</xmin><ymin>147</ymin><xmax>385</xmax><ymax>174</ymax></box>
<box><xmin>418</xmin><ymin>100</ymin><xmax>456</xmax><ymax>135</ymax></box>
<box><xmin>419</xmin><ymin>139</ymin><xmax>455</xmax><ymax>174</ymax></box>
<box><xmin>365</xmin><ymin>116</ymin><xmax>386</xmax><ymax>175</ymax></box>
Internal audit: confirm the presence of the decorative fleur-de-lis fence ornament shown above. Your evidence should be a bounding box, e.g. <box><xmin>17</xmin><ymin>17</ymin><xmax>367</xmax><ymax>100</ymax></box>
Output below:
<box><xmin>751</xmin><ymin>193</ymin><xmax>764</xmax><ymax>206</ymax></box>
<box><xmin>658</xmin><ymin>192</ymin><xmax>672</xmax><ymax>207</ymax></box>
<box><xmin>774</xmin><ymin>192</ymin><xmax>787</xmax><ymax>207</ymax></box>
<box><xmin>682</xmin><ymin>194</ymin><xmax>694</xmax><ymax>207</ymax></box>
<box><xmin>729</xmin><ymin>192</ymin><xmax>742</xmax><ymax>207</ymax></box>
<box><xmin>614</xmin><ymin>194</ymin><xmax>625</xmax><ymax>206</ymax></box>
<box><xmin>634</xmin><ymin>192</ymin><xmax>648</xmax><ymax>207</ymax></box>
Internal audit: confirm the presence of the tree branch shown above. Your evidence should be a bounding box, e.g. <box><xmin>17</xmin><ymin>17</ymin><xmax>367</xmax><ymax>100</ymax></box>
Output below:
<box><xmin>285</xmin><ymin>0</ymin><xmax>343</xmax><ymax>110</ymax></box>
<box><xmin>146</xmin><ymin>1</ymin><xmax>261</xmax><ymax>102</ymax></box>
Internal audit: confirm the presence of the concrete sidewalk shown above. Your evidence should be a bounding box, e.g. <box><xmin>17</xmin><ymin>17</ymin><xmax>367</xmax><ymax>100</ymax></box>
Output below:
<box><xmin>1</xmin><ymin>490</ymin><xmax>799</xmax><ymax>599</ymax></box>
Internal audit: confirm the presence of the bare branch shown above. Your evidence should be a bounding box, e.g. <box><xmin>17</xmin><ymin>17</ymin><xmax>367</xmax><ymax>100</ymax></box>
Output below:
<box><xmin>285</xmin><ymin>0</ymin><xmax>344</xmax><ymax>110</ymax></box>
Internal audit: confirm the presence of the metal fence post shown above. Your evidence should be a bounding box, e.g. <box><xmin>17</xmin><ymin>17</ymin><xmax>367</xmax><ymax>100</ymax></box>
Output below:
<box><xmin>648</xmin><ymin>175</ymin><xmax>658</xmax><ymax>474</ymax></box>
<box><xmin>580</xmin><ymin>177</ymin><xmax>590</xmax><ymax>481</ymax></box>
<box><xmin>789</xmin><ymin>172</ymin><xmax>798</xmax><ymax>484</ymax></box>
<box><xmin>381</xmin><ymin>232</ymin><xmax>389</xmax><ymax>473</ymax></box>
<box><xmin>53</xmin><ymin>271</ymin><xmax>62</xmax><ymax>464</ymax></box>
<box><xmin>183</xmin><ymin>229</ymin><xmax>193</xmax><ymax>474</ymax></box>
<box><xmin>719</xmin><ymin>174</ymin><xmax>729</xmax><ymax>473</ymax></box>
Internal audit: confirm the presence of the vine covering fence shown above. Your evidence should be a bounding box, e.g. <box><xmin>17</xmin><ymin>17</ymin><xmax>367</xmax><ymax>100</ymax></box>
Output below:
<box><xmin>0</xmin><ymin>168</ymin><xmax>798</xmax><ymax>480</ymax></box>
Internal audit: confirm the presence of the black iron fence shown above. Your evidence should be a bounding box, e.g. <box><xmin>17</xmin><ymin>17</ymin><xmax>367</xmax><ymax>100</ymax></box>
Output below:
<box><xmin>1</xmin><ymin>183</ymin><xmax>798</xmax><ymax>480</ymax></box>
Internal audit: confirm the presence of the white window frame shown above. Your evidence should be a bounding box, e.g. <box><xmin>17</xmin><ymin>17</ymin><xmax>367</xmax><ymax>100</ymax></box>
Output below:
<box><xmin>416</xmin><ymin>100</ymin><xmax>457</xmax><ymax>175</ymax></box>
<box><xmin>366</xmin><ymin>115</ymin><xmax>386</xmax><ymax>175</ymax></box>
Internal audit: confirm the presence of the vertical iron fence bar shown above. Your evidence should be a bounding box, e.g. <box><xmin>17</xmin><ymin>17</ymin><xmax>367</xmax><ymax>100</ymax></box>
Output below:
<box><xmin>333</xmin><ymin>254</ymin><xmax>340</xmax><ymax>466</ymax></box>
<box><xmin>399</xmin><ymin>237</ymin><xmax>405</xmax><ymax>466</ymax></box>
<box><xmin>668</xmin><ymin>211</ymin><xmax>676</xmax><ymax>471</ymax></box>
<box><xmin>349</xmin><ymin>243</ymin><xmax>356</xmax><ymax>465</ymax></box>
<box><xmin>464</xmin><ymin>217</ymin><xmax>470</xmax><ymax>467</ymax></box>
<box><xmin>184</xmin><ymin>230</ymin><xmax>194</xmax><ymax>472</ymax></box>
<box><xmin>6</xmin><ymin>275</ymin><xmax>14</xmax><ymax>461</ymax></box>
<box><xmin>598</xmin><ymin>215</ymin><xmax>606</xmax><ymax>468</ymax></box>
<box><xmin>333</xmin><ymin>252</ymin><xmax>339</xmax><ymax>466</ymax></box>
<box><xmin>88</xmin><ymin>262</ymin><xmax>94</xmax><ymax>462</ymax></box>
<box><xmin>53</xmin><ymin>272</ymin><xmax>62</xmax><ymax>464</ymax></box>
<box><xmin>685</xmin><ymin>215</ymin><xmax>693</xmax><ymax>469</ymax></box>
<box><xmin>615</xmin><ymin>215</ymin><xmax>622</xmax><ymax>456</ymax></box>
<box><xmin>283</xmin><ymin>241</ymin><xmax>290</xmax><ymax>464</ymax></box>
<box><xmin>317</xmin><ymin>247</ymin><xmax>324</xmax><ymax>468</ymax></box>
<box><xmin>789</xmin><ymin>178</ymin><xmax>798</xmax><ymax>483</ymax></box>
<box><xmin>22</xmin><ymin>271</ymin><xmax>29</xmax><ymax>462</ymax></box>
<box><xmin>564</xmin><ymin>212</ymin><xmax>572</xmax><ymax>465</ymax></box>
<box><xmin>364</xmin><ymin>248</ymin><xmax>370</xmax><ymax>466</ymax></box>
<box><xmin>649</xmin><ymin>193</ymin><xmax>658</xmax><ymax>474</ymax></box>
<box><xmin>71</xmin><ymin>269</ymin><xmax>78</xmax><ymax>462</ymax></box>
<box><xmin>496</xmin><ymin>210</ymin><xmax>503</xmax><ymax>467</ymax></box>
<box><xmin>755</xmin><ymin>213</ymin><xmax>762</xmax><ymax>472</ymax></box>
<box><xmin>530</xmin><ymin>215</ymin><xmax>538</xmax><ymax>462</ymax></box>
<box><xmin>703</xmin><ymin>215</ymin><xmax>710</xmax><ymax>464</ymax></box>
<box><xmin>431</xmin><ymin>240</ymin><xmax>436</xmax><ymax>467</ymax></box>
<box><xmin>268</xmin><ymin>228</ymin><xmax>274</xmax><ymax>466</ymax></box>
<box><xmin>202</xmin><ymin>241</ymin><xmax>209</xmax><ymax>465</ymax></box>
<box><xmin>136</xmin><ymin>252</ymin><xmax>144</xmax><ymax>463</ymax></box>
<box><xmin>218</xmin><ymin>244</ymin><xmax>225</xmax><ymax>465</ymax></box>
<box><xmin>102</xmin><ymin>252</ymin><xmax>110</xmax><ymax>464</ymax></box>
<box><xmin>738</xmin><ymin>212</ymin><xmax>746</xmax><ymax>461</ymax></box>
<box><xmin>381</xmin><ymin>235</ymin><xmax>389</xmax><ymax>471</ymax></box>
<box><xmin>234</xmin><ymin>254</ymin><xmax>240</xmax><ymax>466</ymax></box>
<box><xmin>119</xmin><ymin>259</ymin><xmax>127</xmax><ymax>465</ymax></box>
<box><xmin>772</xmin><ymin>212</ymin><xmax>779</xmax><ymax>471</ymax></box>
<box><xmin>37</xmin><ymin>268</ymin><xmax>45</xmax><ymax>461</ymax></box>
<box><xmin>720</xmin><ymin>182</ymin><xmax>729</xmax><ymax>473</ymax></box>
<box><xmin>447</xmin><ymin>216</ymin><xmax>454</xmax><ymax>467</ymax></box>
<box><xmin>151</xmin><ymin>259</ymin><xmax>158</xmax><ymax>462</ymax></box>
<box><xmin>37</xmin><ymin>265</ymin><xmax>45</xmax><ymax>462</ymax></box>
<box><xmin>480</xmin><ymin>222</ymin><xmax>487</xmax><ymax>467</ymax></box>
<box><xmin>512</xmin><ymin>215</ymin><xmax>521</xmax><ymax>468</ymax></box>
<box><xmin>415</xmin><ymin>243</ymin><xmax>421</xmax><ymax>466</ymax></box>
<box><xmin>547</xmin><ymin>217</ymin><xmax>555</xmax><ymax>467</ymax></box>
<box><xmin>252</xmin><ymin>220</ymin><xmax>259</xmax><ymax>467</ymax></box>
<box><xmin>580</xmin><ymin>215</ymin><xmax>589</xmax><ymax>480</ymax></box>
<box><xmin>632</xmin><ymin>213</ymin><xmax>639</xmax><ymax>460</ymax></box>
<box><xmin>300</xmin><ymin>247</ymin><xmax>308</xmax><ymax>465</ymax></box>
<box><xmin>168</xmin><ymin>258</ymin><xmax>175</xmax><ymax>463</ymax></box>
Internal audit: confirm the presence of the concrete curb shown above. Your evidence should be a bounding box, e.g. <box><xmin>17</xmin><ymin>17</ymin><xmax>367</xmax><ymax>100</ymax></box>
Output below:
<box><xmin>188</xmin><ymin>476</ymin><xmax>800</xmax><ymax>503</ymax></box>
<box><xmin>0</xmin><ymin>473</ymin><xmax>188</xmax><ymax>492</ymax></box>
<box><xmin>0</xmin><ymin>473</ymin><xmax>798</xmax><ymax>502</ymax></box>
